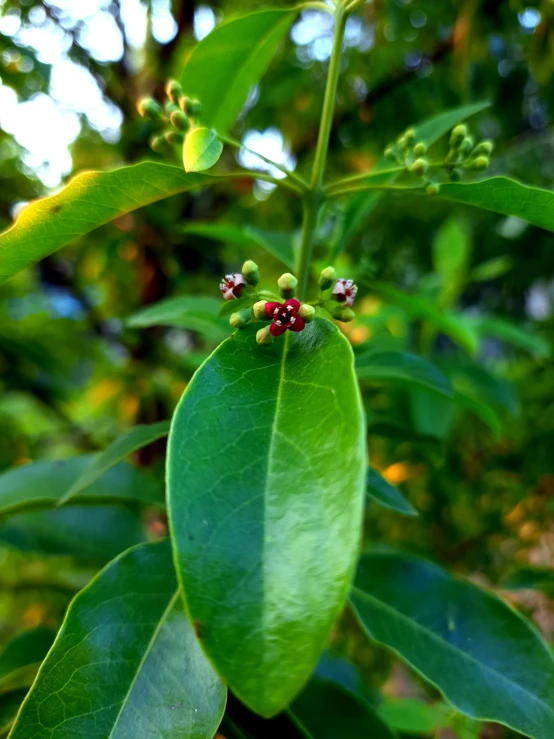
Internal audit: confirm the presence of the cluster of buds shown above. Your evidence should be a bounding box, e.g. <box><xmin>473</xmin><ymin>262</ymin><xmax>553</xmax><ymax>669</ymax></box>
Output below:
<box><xmin>385</xmin><ymin>127</ymin><xmax>429</xmax><ymax>178</ymax></box>
<box><xmin>445</xmin><ymin>124</ymin><xmax>493</xmax><ymax>181</ymax></box>
<box><xmin>219</xmin><ymin>262</ymin><xmax>358</xmax><ymax>345</ymax></box>
<box><xmin>137</xmin><ymin>79</ymin><xmax>202</xmax><ymax>154</ymax></box>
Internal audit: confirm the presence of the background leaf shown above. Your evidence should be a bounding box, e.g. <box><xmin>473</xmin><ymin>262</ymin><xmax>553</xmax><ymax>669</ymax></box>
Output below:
<box><xmin>356</xmin><ymin>351</ymin><xmax>453</xmax><ymax>397</ymax></box>
<box><xmin>9</xmin><ymin>540</ymin><xmax>226</xmax><ymax>739</ymax></box>
<box><xmin>168</xmin><ymin>319</ymin><xmax>366</xmax><ymax>717</ymax></box>
<box><xmin>127</xmin><ymin>296</ymin><xmax>231</xmax><ymax>341</ymax></box>
<box><xmin>350</xmin><ymin>550</ymin><xmax>554</xmax><ymax>739</ymax></box>
<box><xmin>367</xmin><ymin>468</ymin><xmax>417</xmax><ymax>517</ymax></box>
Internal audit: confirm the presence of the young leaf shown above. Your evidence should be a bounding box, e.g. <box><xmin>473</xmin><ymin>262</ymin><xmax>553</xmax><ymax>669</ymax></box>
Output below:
<box><xmin>288</xmin><ymin>678</ymin><xmax>397</xmax><ymax>738</ymax></box>
<box><xmin>59</xmin><ymin>421</ymin><xmax>170</xmax><ymax>505</ymax></box>
<box><xmin>180</xmin><ymin>9</ymin><xmax>296</xmax><ymax>134</ymax></box>
<box><xmin>470</xmin><ymin>256</ymin><xmax>513</xmax><ymax>283</ymax></box>
<box><xmin>367</xmin><ymin>468</ymin><xmax>417</xmax><ymax>517</ymax></box>
<box><xmin>437</xmin><ymin>178</ymin><xmax>554</xmax><ymax>233</ymax></box>
<box><xmin>0</xmin><ymin>455</ymin><xmax>164</xmax><ymax>518</ymax></box>
<box><xmin>168</xmin><ymin>319</ymin><xmax>366</xmax><ymax>717</ymax></box>
<box><xmin>9</xmin><ymin>540</ymin><xmax>226</xmax><ymax>739</ymax></box>
<box><xmin>0</xmin><ymin>163</ymin><xmax>211</xmax><ymax>284</ymax></box>
<box><xmin>182</xmin><ymin>223</ymin><xmax>296</xmax><ymax>269</ymax></box>
<box><xmin>184</xmin><ymin>128</ymin><xmax>224</xmax><ymax>172</ymax></box>
<box><xmin>127</xmin><ymin>296</ymin><xmax>231</xmax><ymax>341</ymax></box>
<box><xmin>218</xmin><ymin>294</ymin><xmax>255</xmax><ymax>318</ymax></box>
<box><xmin>356</xmin><ymin>351</ymin><xmax>453</xmax><ymax>397</ymax></box>
<box><xmin>350</xmin><ymin>550</ymin><xmax>554</xmax><ymax>739</ymax></box>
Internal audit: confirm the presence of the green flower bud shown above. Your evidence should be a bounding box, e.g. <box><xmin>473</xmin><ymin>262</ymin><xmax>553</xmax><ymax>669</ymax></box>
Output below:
<box><xmin>242</xmin><ymin>260</ymin><xmax>260</xmax><ymax>286</ymax></box>
<box><xmin>330</xmin><ymin>304</ymin><xmax>355</xmax><ymax>322</ymax></box>
<box><xmin>404</xmin><ymin>127</ymin><xmax>416</xmax><ymax>146</ymax></box>
<box><xmin>397</xmin><ymin>134</ymin><xmax>408</xmax><ymax>152</ymax></box>
<box><xmin>180</xmin><ymin>97</ymin><xmax>202</xmax><ymax>119</ymax></box>
<box><xmin>150</xmin><ymin>134</ymin><xmax>169</xmax><ymax>153</ymax></box>
<box><xmin>384</xmin><ymin>145</ymin><xmax>395</xmax><ymax>160</ymax></box>
<box><xmin>450</xmin><ymin>124</ymin><xmax>467</xmax><ymax>147</ymax></box>
<box><xmin>165</xmin><ymin>79</ymin><xmax>183</xmax><ymax>104</ymax></box>
<box><xmin>170</xmin><ymin>110</ymin><xmax>191</xmax><ymax>132</ymax></box>
<box><xmin>164</xmin><ymin>101</ymin><xmax>179</xmax><ymax>118</ymax></box>
<box><xmin>413</xmin><ymin>141</ymin><xmax>427</xmax><ymax>157</ymax></box>
<box><xmin>229</xmin><ymin>306</ymin><xmax>252</xmax><ymax>329</ymax></box>
<box><xmin>426</xmin><ymin>183</ymin><xmax>440</xmax><ymax>196</ymax></box>
<box><xmin>459</xmin><ymin>136</ymin><xmax>474</xmax><ymax>157</ymax></box>
<box><xmin>253</xmin><ymin>300</ymin><xmax>270</xmax><ymax>320</ymax></box>
<box><xmin>137</xmin><ymin>97</ymin><xmax>163</xmax><ymax>121</ymax></box>
<box><xmin>446</xmin><ymin>147</ymin><xmax>460</xmax><ymax>163</ymax></box>
<box><xmin>472</xmin><ymin>155</ymin><xmax>490</xmax><ymax>171</ymax></box>
<box><xmin>256</xmin><ymin>326</ymin><xmax>274</xmax><ymax>346</ymax></box>
<box><xmin>474</xmin><ymin>140</ymin><xmax>494</xmax><ymax>156</ymax></box>
<box><xmin>277</xmin><ymin>272</ymin><xmax>298</xmax><ymax>299</ymax></box>
<box><xmin>450</xmin><ymin>167</ymin><xmax>463</xmax><ymax>182</ymax></box>
<box><xmin>164</xmin><ymin>130</ymin><xmax>184</xmax><ymax>146</ymax></box>
<box><xmin>410</xmin><ymin>158</ymin><xmax>428</xmax><ymax>177</ymax></box>
<box><xmin>298</xmin><ymin>304</ymin><xmax>316</xmax><ymax>323</ymax></box>
<box><xmin>318</xmin><ymin>266</ymin><xmax>337</xmax><ymax>290</ymax></box>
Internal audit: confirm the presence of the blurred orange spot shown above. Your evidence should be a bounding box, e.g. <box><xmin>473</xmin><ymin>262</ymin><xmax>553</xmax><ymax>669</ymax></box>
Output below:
<box><xmin>114</xmin><ymin>213</ymin><xmax>134</xmax><ymax>232</ymax></box>
<box><xmin>23</xmin><ymin>604</ymin><xmax>47</xmax><ymax>628</ymax></box>
<box><xmin>359</xmin><ymin>297</ymin><xmax>381</xmax><ymax>316</ymax></box>
<box><xmin>382</xmin><ymin>462</ymin><xmax>413</xmax><ymax>485</ymax></box>
<box><xmin>89</xmin><ymin>379</ymin><xmax>121</xmax><ymax>406</ymax></box>
<box><xmin>348</xmin><ymin>326</ymin><xmax>371</xmax><ymax>345</ymax></box>
<box><xmin>519</xmin><ymin>522</ymin><xmax>539</xmax><ymax>543</ymax></box>
<box><xmin>119</xmin><ymin>394</ymin><xmax>139</xmax><ymax>421</ymax></box>
<box><xmin>119</xmin><ymin>242</ymin><xmax>138</xmax><ymax>261</ymax></box>
<box><xmin>505</xmin><ymin>501</ymin><xmax>526</xmax><ymax>527</ymax></box>
<box><xmin>172</xmin><ymin>382</ymin><xmax>187</xmax><ymax>401</ymax></box>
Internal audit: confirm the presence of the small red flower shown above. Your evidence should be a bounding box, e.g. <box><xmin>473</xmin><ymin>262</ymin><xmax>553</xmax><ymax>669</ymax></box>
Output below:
<box><xmin>220</xmin><ymin>273</ymin><xmax>246</xmax><ymax>300</ymax></box>
<box><xmin>264</xmin><ymin>298</ymin><xmax>306</xmax><ymax>337</ymax></box>
<box><xmin>332</xmin><ymin>278</ymin><xmax>358</xmax><ymax>307</ymax></box>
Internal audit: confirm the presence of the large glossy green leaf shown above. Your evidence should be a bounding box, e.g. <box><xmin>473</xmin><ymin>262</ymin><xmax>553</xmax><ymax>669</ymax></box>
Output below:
<box><xmin>0</xmin><ymin>163</ymin><xmax>212</xmax><ymax>284</ymax></box>
<box><xmin>340</xmin><ymin>102</ymin><xmax>490</xmax><ymax>246</ymax></box>
<box><xmin>437</xmin><ymin>177</ymin><xmax>554</xmax><ymax>233</ymax></box>
<box><xmin>168</xmin><ymin>318</ymin><xmax>366</xmax><ymax>717</ymax></box>
<box><xmin>350</xmin><ymin>550</ymin><xmax>554</xmax><ymax>739</ymax></box>
<box><xmin>356</xmin><ymin>351</ymin><xmax>453</xmax><ymax>397</ymax></box>
<box><xmin>0</xmin><ymin>455</ymin><xmax>163</xmax><ymax>518</ymax></box>
<box><xmin>59</xmin><ymin>421</ymin><xmax>170</xmax><ymax>505</ymax></box>
<box><xmin>10</xmin><ymin>540</ymin><xmax>226</xmax><ymax>739</ymax></box>
<box><xmin>182</xmin><ymin>223</ymin><xmax>295</xmax><ymax>268</ymax></box>
<box><xmin>288</xmin><ymin>679</ymin><xmax>397</xmax><ymax>738</ymax></box>
<box><xmin>127</xmin><ymin>296</ymin><xmax>231</xmax><ymax>341</ymax></box>
<box><xmin>367</xmin><ymin>468</ymin><xmax>417</xmax><ymax>517</ymax></box>
<box><xmin>180</xmin><ymin>9</ymin><xmax>296</xmax><ymax>134</ymax></box>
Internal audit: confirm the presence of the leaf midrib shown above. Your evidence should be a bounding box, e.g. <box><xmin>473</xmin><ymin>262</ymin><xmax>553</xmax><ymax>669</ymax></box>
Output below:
<box><xmin>350</xmin><ymin>586</ymin><xmax>554</xmax><ymax>722</ymax></box>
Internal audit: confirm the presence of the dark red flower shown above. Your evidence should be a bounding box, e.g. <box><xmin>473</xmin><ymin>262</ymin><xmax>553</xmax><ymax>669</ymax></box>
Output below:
<box><xmin>264</xmin><ymin>298</ymin><xmax>306</xmax><ymax>337</ymax></box>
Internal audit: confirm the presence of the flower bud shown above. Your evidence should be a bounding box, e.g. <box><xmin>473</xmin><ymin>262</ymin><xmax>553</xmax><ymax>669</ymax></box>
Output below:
<box><xmin>397</xmin><ymin>134</ymin><xmax>408</xmax><ymax>152</ymax></box>
<box><xmin>426</xmin><ymin>183</ymin><xmax>440</xmax><ymax>196</ymax></box>
<box><xmin>404</xmin><ymin>127</ymin><xmax>416</xmax><ymax>146</ymax></box>
<box><xmin>253</xmin><ymin>300</ymin><xmax>270</xmax><ymax>320</ymax></box>
<box><xmin>164</xmin><ymin>130</ymin><xmax>184</xmax><ymax>146</ymax></box>
<box><xmin>165</xmin><ymin>79</ymin><xmax>183</xmax><ymax>104</ymax></box>
<box><xmin>384</xmin><ymin>145</ymin><xmax>395</xmax><ymax>160</ymax></box>
<box><xmin>298</xmin><ymin>304</ymin><xmax>315</xmax><ymax>323</ymax></box>
<box><xmin>450</xmin><ymin>167</ymin><xmax>463</xmax><ymax>182</ymax></box>
<box><xmin>164</xmin><ymin>101</ymin><xmax>179</xmax><ymax>118</ymax></box>
<box><xmin>472</xmin><ymin>155</ymin><xmax>490</xmax><ymax>171</ymax></box>
<box><xmin>230</xmin><ymin>307</ymin><xmax>252</xmax><ymax>328</ymax></box>
<box><xmin>242</xmin><ymin>260</ymin><xmax>260</xmax><ymax>286</ymax></box>
<box><xmin>180</xmin><ymin>97</ymin><xmax>202</xmax><ymax>119</ymax></box>
<box><xmin>410</xmin><ymin>158</ymin><xmax>428</xmax><ymax>177</ymax></box>
<box><xmin>318</xmin><ymin>266</ymin><xmax>336</xmax><ymax>290</ymax></box>
<box><xmin>150</xmin><ymin>134</ymin><xmax>169</xmax><ymax>153</ymax></box>
<box><xmin>459</xmin><ymin>136</ymin><xmax>474</xmax><ymax>157</ymax></box>
<box><xmin>277</xmin><ymin>272</ymin><xmax>298</xmax><ymax>299</ymax></box>
<box><xmin>474</xmin><ymin>140</ymin><xmax>494</xmax><ymax>156</ymax></box>
<box><xmin>330</xmin><ymin>304</ymin><xmax>355</xmax><ymax>322</ymax></box>
<box><xmin>413</xmin><ymin>141</ymin><xmax>427</xmax><ymax>157</ymax></box>
<box><xmin>256</xmin><ymin>326</ymin><xmax>274</xmax><ymax>345</ymax></box>
<box><xmin>446</xmin><ymin>147</ymin><xmax>459</xmax><ymax>163</ymax></box>
<box><xmin>450</xmin><ymin>124</ymin><xmax>467</xmax><ymax>146</ymax></box>
<box><xmin>137</xmin><ymin>97</ymin><xmax>163</xmax><ymax>121</ymax></box>
<box><xmin>170</xmin><ymin>110</ymin><xmax>191</xmax><ymax>132</ymax></box>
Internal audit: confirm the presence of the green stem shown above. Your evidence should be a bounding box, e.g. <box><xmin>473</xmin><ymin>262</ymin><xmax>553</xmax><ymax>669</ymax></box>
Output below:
<box><xmin>326</xmin><ymin>182</ymin><xmax>425</xmax><ymax>199</ymax></box>
<box><xmin>297</xmin><ymin>4</ymin><xmax>347</xmax><ymax>300</ymax></box>
<box><xmin>325</xmin><ymin>161</ymin><xmax>446</xmax><ymax>193</ymax></box>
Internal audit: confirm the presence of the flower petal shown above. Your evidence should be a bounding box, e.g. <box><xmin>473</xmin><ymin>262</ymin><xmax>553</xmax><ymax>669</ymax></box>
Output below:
<box><xmin>289</xmin><ymin>316</ymin><xmax>305</xmax><ymax>332</ymax></box>
<box><xmin>284</xmin><ymin>298</ymin><xmax>301</xmax><ymax>311</ymax></box>
<box><xmin>265</xmin><ymin>302</ymin><xmax>282</xmax><ymax>318</ymax></box>
<box><xmin>270</xmin><ymin>322</ymin><xmax>287</xmax><ymax>337</ymax></box>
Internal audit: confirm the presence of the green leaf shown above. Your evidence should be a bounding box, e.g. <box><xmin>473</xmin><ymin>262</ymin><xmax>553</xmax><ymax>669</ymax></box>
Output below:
<box><xmin>367</xmin><ymin>468</ymin><xmax>417</xmax><ymax>517</ymax></box>
<box><xmin>356</xmin><ymin>350</ymin><xmax>453</xmax><ymax>397</ymax></box>
<box><xmin>436</xmin><ymin>177</ymin><xmax>554</xmax><ymax>233</ymax></box>
<box><xmin>0</xmin><ymin>163</ymin><xmax>211</xmax><ymax>284</ymax></box>
<box><xmin>500</xmin><ymin>567</ymin><xmax>554</xmax><ymax>597</ymax></box>
<box><xmin>59</xmin><ymin>421</ymin><xmax>170</xmax><ymax>506</ymax></box>
<box><xmin>368</xmin><ymin>283</ymin><xmax>480</xmax><ymax>354</ymax></box>
<box><xmin>180</xmin><ymin>9</ymin><xmax>296</xmax><ymax>134</ymax></box>
<box><xmin>168</xmin><ymin>318</ymin><xmax>366</xmax><ymax>717</ymax></box>
<box><xmin>0</xmin><ymin>690</ymin><xmax>27</xmax><ymax>737</ymax></box>
<box><xmin>340</xmin><ymin>102</ymin><xmax>490</xmax><ymax>247</ymax></box>
<box><xmin>470</xmin><ymin>256</ymin><xmax>513</xmax><ymax>283</ymax></box>
<box><xmin>378</xmin><ymin>699</ymin><xmax>451</xmax><ymax>734</ymax></box>
<box><xmin>184</xmin><ymin>128</ymin><xmax>224</xmax><ymax>172</ymax></box>
<box><xmin>0</xmin><ymin>455</ymin><xmax>164</xmax><ymax>518</ymax></box>
<box><xmin>433</xmin><ymin>217</ymin><xmax>471</xmax><ymax>293</ymax></box>
<box><xmin>9</xmin><ymin>540</ymin><xmax>226</xmax><ymax>739</ymax></box>
<box><xmin>474</xmin><ymin>315</ymin><xmax>550</xmax><ymax>358</ymax></box>
<box><xmin>182</xmin><ymin>223</ymin><xmax>296</xmax><ymax>269</ymax></box>
<box><xmin>288</xmin><ymin>678</ymin><xmax>397</xmax><ymax>738</ymax></box>
<box><xmin>127</xmin><ymin>296</ymin><xmax>231</xmax><ymax>341</ymax></box>
<box><xmin>218</xmin><ymin>294</ymin><xmax>255</xmax><ymax>318</ymax></box>
<box><xmin>0</xmin><ymin>506</ymin><xmax>147</xmax><ymax>560</ymax></box>
<box><xmin>0</xmin><ymin>627</ymin><xmax>55</xmax><ymax>688</ymax></box>
<box><xmin>350</xmin><ymin>550</ymin><xmax>554</xmax><ymax>739</ymax></box>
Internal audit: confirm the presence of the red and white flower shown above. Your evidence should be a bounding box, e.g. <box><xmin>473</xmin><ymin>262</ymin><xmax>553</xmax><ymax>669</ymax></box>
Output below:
<box><xmin>264</xmin><ymin>298</ymin><xmax>306</xmax><ymax>337</ymax></box>
<box><xmin>332</xmin><ymin>278</ymin><xmax>358</xmax><ymax>307</ymax></box>
<box><xmin>220</xmin><ymin>273</ymin><xmax>246</xmax><ymax>300</ymax></box>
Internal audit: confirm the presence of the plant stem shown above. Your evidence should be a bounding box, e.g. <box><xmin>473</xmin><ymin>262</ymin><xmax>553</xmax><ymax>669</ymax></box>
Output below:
<box><xmin>326</xmin><ymin>182</ymin><xmax>425</xmax><ymax>199</ymax></box>
<box><xmin>297</xmin><ymin>4</ymin><xmax>347</xmax><ymax>300</ymax></box>
<box><xmin>325</xmin><ymin>161</ymin><xmax>446</xmax><ymax>193</ymax></box>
